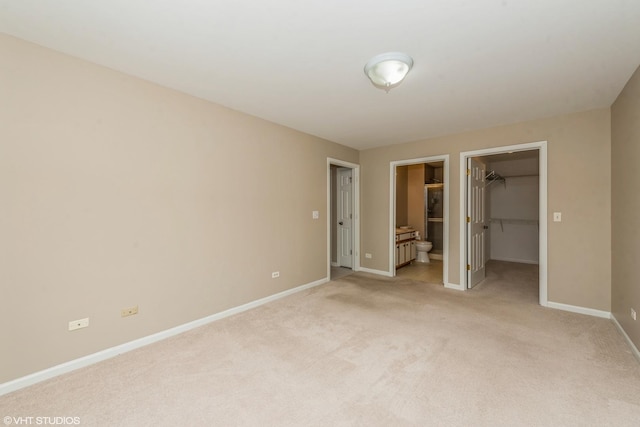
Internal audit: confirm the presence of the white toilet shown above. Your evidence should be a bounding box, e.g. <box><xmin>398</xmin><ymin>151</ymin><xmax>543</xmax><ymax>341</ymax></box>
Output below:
<box><xmin>415</xmin><ymin>240</ymin><xmax>433</xmax><ymax>263</ymax></box>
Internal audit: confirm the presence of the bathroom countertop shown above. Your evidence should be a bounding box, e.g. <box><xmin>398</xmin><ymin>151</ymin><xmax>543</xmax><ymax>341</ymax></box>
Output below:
<box><xmin>396</xmin><ymin>228</ymin><xmax>415</xmax><ymax>234</ymax></box>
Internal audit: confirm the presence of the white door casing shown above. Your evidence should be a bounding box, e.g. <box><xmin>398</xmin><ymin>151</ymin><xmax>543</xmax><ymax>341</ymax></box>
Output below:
<box><xmin>467</xmin><ymin>157</ymin><xmax>487</xmax><ymax>288</ymax></box>
<box><xmin>337</xmin><ymin>168</ymin><xmax>353</xmax><ymax>268</ymax></box>
<box><xmin>459</xmin><ymin>141</ymin><xmax>547</xmax><ymax>301</ymax></box>
<box><xmin>327</xmin><ymin>158</ymin><xmax>360</xmax><ymax>280</ymax></box>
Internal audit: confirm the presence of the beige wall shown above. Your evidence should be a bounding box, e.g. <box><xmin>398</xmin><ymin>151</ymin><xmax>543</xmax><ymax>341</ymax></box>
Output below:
<box><xmin>394</xmin><ymin>164</ymin><xmax>425</xmax><ymax>238</ymax></box>
<box><xmin>0</xmin><ymin>34</ymin><xmax>358</xmax><ymax>383</ymax></box>
<box><xmin>1</xmin><ymin>30</ymin><xmax>627</xmax><ymax>385</ymax></box>
<box><xmin>611</xmin><ymin>64</ymin><xmax>640</xmax><ymax>349</ymax></box>
<box><xmin>407</xmin><ymin>164</ymin><xmax>425</xmax><ymax>240</ymax></box>
<box><xmin>395</xmin><ymin>166</ymin><xmax>408</xmax><ymax>225</ymax></box>
<box><xmin>360</xmin><ymin>109</ymin><xmax>612</xmax><ymax>310</ymax></box>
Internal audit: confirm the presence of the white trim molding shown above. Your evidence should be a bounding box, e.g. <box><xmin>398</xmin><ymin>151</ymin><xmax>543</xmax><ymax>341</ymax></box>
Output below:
<box><xmin>546</xmin><ymin>301</ymin><xmax>611</xmax><ymax>319</ymax></box>
<box><xmin>546</xmin><ymin>303</ymin><xmax>640</xmax><ymax>362</ymax></box>
<box><xmin>611</xmin><ymin>314</ymin><xmax>640</xmax><ymax>363</ymax></box>
<box><xmin>358</xmin><ymin>267</ymin><xmax>394</xmax><ymax>277</ymax></box>
<box><xmin>0</xmin><ymin>277</ymin><xmax>329</xmax><ymax>397</ymax></box>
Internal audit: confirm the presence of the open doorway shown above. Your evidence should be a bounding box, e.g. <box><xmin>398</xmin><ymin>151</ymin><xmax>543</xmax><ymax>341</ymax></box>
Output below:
<box><xmin>390</xmin><ymin>155</ymin><xmax>449</xmax><ymax>286</ymax></box>
<box><xmin>328</xmin><ymin>158</ymin><xmax>360</xmax><ymax>280</ymax></box>
<box><xmin>460</xmin><ymin>141</ymin><xmax>548</xmax><ymax>306</ymax></box>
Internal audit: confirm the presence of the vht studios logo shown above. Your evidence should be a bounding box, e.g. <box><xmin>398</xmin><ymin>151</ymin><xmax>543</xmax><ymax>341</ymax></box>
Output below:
<box><xmin>3</xmin><ymin>416</ymin><xmax>81</xmax><ymax>425</ymax></box>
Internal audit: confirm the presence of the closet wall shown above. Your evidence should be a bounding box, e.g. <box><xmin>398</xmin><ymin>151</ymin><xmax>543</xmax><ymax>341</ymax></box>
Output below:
<box><xmin>396</xmin><ymin>166</ymin><xmax>408</xmax><ymax>226</ymax></box>
<box><xmin>487</xmin><ymin>154</ymin><xmax>539</xmax><ymax>264</ymax></box>
<box><xmin>407</xmin><ymin>164</ymin><xmax>426</xmax><ymax>240</ymax></box>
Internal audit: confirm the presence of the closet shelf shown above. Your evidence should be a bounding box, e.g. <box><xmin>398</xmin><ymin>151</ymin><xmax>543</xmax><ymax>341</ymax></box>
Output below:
<box><xmin>490</xmin><ymin>218</ymin><xmax>539</xmax><ymax>232</ymax></box>
<box><xmin>484</xmin><ymin>172</ymin><xmax>538</xmax><ymax>188</ymax></box>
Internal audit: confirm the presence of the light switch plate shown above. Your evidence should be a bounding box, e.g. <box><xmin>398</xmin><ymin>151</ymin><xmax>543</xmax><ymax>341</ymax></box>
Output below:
<box><xmin>553</xmin><ymin>212</ymin><xmax>562</xmax><ymax>222</ymax></box>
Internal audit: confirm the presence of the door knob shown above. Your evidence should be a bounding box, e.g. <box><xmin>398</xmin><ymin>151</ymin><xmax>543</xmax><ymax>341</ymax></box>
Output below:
<box><xmin>339</xmin><ymin>221</ymin><xmax>344</xmax><ymax>225</ymax></box>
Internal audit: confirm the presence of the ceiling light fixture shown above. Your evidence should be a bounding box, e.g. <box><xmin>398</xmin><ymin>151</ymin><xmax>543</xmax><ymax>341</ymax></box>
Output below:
<box><xmin>364</xmin><ymin>52</ymin><xmax>413</xmax><ymax>92</ymax></box>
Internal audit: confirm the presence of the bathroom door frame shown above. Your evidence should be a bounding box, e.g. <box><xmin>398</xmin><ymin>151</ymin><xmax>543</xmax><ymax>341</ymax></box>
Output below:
<box><xmin>389</xmin><ymin>155</ymin><xmax>449</xmax><ymax>286</ymax></box>
<box><xmin>327</xmin><ymin>158</ymin><xmax>360</xmax><ymax>279</ymax></box>
<box><xmin>459</xmin><ymin>141</ymin><xmax>548</xmax><ymax>306</ymax></box>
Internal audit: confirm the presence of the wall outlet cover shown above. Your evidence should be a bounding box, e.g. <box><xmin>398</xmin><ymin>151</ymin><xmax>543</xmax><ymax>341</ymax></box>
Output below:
<box><xmin>68</xmin><ymin>318</ymin><xmax>89</xmax><ymax>331</ymax></box>
<box><xmin>121</xmin><ymin>305</ymin><xmax>139</xmax><ymax>317</ymax></box>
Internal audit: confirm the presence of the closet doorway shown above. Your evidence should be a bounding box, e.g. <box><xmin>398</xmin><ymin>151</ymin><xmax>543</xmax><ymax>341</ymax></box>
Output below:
<box><xmin>460</xmin><ymin>141</ymin><xmax>548</xmax><ymax>306</ymax></box>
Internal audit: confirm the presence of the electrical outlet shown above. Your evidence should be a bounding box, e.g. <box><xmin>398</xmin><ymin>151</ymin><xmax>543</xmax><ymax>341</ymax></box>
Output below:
<box><xmin>365</xmin><ymin>253</ymin><xmax>372</xmax><ymax>259</ymax></box>
<box><xmin>121</xmin><ymin>305</ymin><xmax>139</xmax><ymax>317</ymax></box>
<box><xmin>312</xmin><ymin>211</ymin><xmax>319</xmax><ymax>219</ymax></box>
<box><xmin>68</xmin><ymin>317</ymin><xmax>89</xmax><ymax>331</ymax></box>
<box><xmin>272</xmin><ymin>271</ymin><xmax>280</xmax><ymax>278</ymax></box>
<box><xmin>632</xmin><ymin>308</ymin><xmax>637</xmax><ymax>321</ymax></box>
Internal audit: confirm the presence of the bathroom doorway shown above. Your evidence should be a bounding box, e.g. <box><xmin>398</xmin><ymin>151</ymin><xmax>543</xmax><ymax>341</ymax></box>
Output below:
<box><xmin>390</xmin><ymin>155</ymin><xmax>449</xmax><ymax>286</ymax></box>
<box><xmin>460</xmin><ymin>141</ymin><xmax>548</xmax><ymax>306</ymax></box>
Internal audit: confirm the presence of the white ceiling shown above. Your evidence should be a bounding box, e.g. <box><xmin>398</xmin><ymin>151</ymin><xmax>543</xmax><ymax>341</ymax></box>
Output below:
<box><xmin>1</xmin><ymin>1</ymin><xmax>639</xmax><ymax>150</ymax></box>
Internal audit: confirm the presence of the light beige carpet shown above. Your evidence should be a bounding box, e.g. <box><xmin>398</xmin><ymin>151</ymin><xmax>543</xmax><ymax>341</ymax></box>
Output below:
<box><xmin>2</xmin><ymin>261</ymin><xmax>640</xmax><ymax>426</ymax></box>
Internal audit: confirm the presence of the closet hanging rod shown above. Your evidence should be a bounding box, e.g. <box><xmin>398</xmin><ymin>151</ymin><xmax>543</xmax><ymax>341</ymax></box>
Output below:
<box><xmin>484</xmin><ymin>170</ymin><xmax>505</xmax><ymax>187</ymax></box>
<box><xmin>484</xmin><ymin>170</ymin><xmax>505</xmax><ymax>180</ymax></box>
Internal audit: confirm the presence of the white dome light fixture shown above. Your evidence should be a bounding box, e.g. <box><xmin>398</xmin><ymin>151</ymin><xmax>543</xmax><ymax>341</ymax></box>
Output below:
<box><xmin>364</xmin><ymin>52</ymin><xmax>413</xmax><ymax>92</ymax></box>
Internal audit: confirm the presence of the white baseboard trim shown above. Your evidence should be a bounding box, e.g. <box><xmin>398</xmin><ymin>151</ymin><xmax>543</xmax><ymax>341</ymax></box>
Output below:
<box><xmin>331</xmin><ymin>262</ymin><xmax>339</xmax><ymax>267</ymax></box>
<box><xmin>357</xmin><ymin>267</ymin><xmax>393</xmax><ymax>277</ymax></box>
<box><xmin>444</xmin><ymin>282</ymin><xmax>464</xmax><ymax>291</ymax></box>
<box><xmin>611</xmin><ymin>314</ymin><xmax>640</xmax><ymax>363</ymax></box>
<box><xmin>546</xmin><ymin>301</ymin><xmax>611</xmax><ymax>319</ymax></box>
<box><xmin>0</xmin><ymin>277</ymin><xmax>329</xmax><ymax>397</ymax></box>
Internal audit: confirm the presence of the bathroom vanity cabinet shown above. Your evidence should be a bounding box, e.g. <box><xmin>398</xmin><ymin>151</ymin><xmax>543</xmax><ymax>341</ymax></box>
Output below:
<box><xmin>395</xmin><ymin>230</ymin><xmax>416</xmax><ymax>268</ymax></box>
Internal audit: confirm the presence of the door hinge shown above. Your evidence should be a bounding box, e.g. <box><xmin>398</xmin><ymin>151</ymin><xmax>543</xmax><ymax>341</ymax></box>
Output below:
<box><xmin>349</xmin><ymin>177</ymin><xmax>352</xmax><ymax>183</ymax></box>
<box><xmin>467</xmin><ymin>264</ymin><xmax>471</xmax><ymax>271</ymax></box>
<box><xmin>350</xmin><ymin>250</ymin><xmax>352</xmax><ymax>255</ymax></box>
<box><xmin>466</xmin><ymin>168</ymin><xmax>471</xmax><ymax>176</ymax></box>
<box><xmin>466</xmin><ymin>216</ymin><xmax>471</xmax><ymax>223</ymax></box>
<box><xmin>350</xmin><ymin>213</ymin><xmax>352</xmax><ymax>219</ymax></box>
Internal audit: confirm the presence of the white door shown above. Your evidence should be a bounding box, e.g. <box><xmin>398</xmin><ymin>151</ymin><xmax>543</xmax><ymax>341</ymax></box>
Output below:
<box><xmin>337</xmin><ymin>168</ymin><xmax>353</xmax><ymax>268</ymax></box>
<box><xmin>467</xmin><ymin>157</ymin><xmax>487</xmax><ymax>288</ymax></box>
